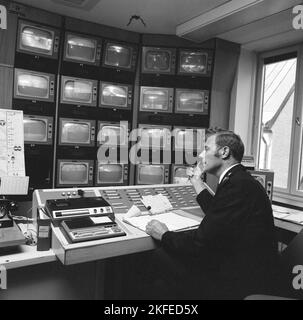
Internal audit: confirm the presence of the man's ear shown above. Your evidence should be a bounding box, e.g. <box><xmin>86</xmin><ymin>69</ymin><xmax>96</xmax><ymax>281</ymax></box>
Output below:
<box><xmin>221</xmin><ymin>146</ymin><xmax>231</xmax><ymax>159</ymax></box>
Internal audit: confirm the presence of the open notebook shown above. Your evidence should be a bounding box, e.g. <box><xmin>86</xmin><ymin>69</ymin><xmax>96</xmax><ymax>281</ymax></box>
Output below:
<box><xmin>122</xmin><ymin>194</ymin><xmax>201</xmax><ymax>232</ymax></box>
<box><xmin>123</xmin><ymin>209</ymin><xmax>201</xmax><ymax>232</ymax></box>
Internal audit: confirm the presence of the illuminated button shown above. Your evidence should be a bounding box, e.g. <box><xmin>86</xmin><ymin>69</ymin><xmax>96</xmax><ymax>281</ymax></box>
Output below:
<box><xmin>67</xmin><ymin>192</ymin><xmax>71</xmax><ymax>196</ymax></box>
<box><xmin>61</xmin><ymin>192</ymin><xmax>66</xmax><ymax>196</ymax></box>
<box><xmin>72</xmin><ymin>192</ymin><xmax>77</xmax><ymax>196</ymax></box>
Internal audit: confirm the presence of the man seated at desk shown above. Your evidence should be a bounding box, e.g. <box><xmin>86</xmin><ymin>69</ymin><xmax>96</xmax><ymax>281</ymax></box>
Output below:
<box><xmin>146</xmin><ymin>129</ymin><xmax>280</xmax><ymax>299</ymax></box>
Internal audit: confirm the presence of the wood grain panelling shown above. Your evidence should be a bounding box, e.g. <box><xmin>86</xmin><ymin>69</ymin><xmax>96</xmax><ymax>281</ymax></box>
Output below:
<box><xmin>0</xmin><ymin>10</ymin><xmax>17</xmax><ymax>66</ymax></box>
<box><xmin>0</xmin><ymin>65</ymin><xmax>13</xmax><ymax>108</ymax></box>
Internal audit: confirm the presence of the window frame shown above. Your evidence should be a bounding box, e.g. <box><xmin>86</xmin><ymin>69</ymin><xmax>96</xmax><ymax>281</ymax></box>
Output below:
<box><xmin>253</xmin><ymin>44</ymin><xmax>303</xmax><ymax>207</ymax></box>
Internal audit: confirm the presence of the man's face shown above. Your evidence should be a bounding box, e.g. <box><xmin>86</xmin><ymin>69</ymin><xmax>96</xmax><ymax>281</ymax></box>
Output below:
<box><xmin>199</xmin><ymin>135</ymin><xmax>223</xmax><ymax>174</ymax></box>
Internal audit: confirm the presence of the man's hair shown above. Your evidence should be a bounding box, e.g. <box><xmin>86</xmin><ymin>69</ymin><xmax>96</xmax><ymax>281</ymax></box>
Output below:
<box><xmin>206</xmin><ymin>128</ymin><xmax>245</xmax><ymax>162</ymax></box>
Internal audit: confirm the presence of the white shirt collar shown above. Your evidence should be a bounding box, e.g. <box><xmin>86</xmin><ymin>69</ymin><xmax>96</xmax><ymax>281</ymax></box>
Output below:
<box><xmin>219</xmin><ymin>163</ymin><xmax>241</xmax><ymax>184</ymax></box>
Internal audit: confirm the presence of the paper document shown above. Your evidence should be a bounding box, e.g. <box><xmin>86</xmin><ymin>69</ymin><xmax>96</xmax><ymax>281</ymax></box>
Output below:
<box><xmin>141</xmin><ymin>193</ymin><xmax>173</xmax><ymax>214</ymax></box>
<box><xmin>0</xmin><ymin>109</ymin><xmax>25</xmax><ymax>177</ymax></box>
<box><xmin>123</xmin><ymin>209</ymin><xmax>200</xmax><ymax>232</ymax></box>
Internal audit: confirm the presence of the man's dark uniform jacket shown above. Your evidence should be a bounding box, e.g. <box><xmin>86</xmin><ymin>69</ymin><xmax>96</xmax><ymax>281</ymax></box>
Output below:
<box><xmin>161</xmin><ymin>164</ymin><xmax>279</xmax><ymax>298</ymax></box>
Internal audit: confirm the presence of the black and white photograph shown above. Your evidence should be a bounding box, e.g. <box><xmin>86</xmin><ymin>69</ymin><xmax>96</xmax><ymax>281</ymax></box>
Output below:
<box><xmin>0</xmin><ymin>0</ymin><xmax>303</xmax><ymax>303</ymax></box>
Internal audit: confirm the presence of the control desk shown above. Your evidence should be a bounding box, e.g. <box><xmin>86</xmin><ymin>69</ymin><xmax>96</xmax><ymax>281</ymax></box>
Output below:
<box><xmin>32</xmin><ymin>183</ymin><xmax>203</xmax><ymax>265</ymax></box>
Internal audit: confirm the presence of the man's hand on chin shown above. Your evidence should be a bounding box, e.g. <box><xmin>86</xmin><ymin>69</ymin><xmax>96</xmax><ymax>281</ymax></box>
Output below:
<box><xmin>146</xmin><ymin>220</ymin><xmax>169</xmax><ymax>241</ymax></box>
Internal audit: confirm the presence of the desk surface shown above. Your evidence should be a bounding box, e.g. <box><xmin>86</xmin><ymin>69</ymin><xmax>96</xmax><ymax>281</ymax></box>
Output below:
<box><xmin>0</xmin><ymin>245</ymin><xmax>56</xmax><ymax>270</ymax></box>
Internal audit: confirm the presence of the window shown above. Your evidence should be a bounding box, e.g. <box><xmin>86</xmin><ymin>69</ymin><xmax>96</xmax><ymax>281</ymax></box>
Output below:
<box><xmin>255</xmin><ymin>47</ymin><xmax>303</xmax><ymax>206</ymax></box>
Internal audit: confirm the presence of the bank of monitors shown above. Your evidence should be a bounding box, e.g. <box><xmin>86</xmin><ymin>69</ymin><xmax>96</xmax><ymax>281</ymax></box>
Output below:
<box><xmin>59</xmin><ymin>118</ymin><xmax>96</xmax><ymax>147</ymax></box>
<box><xmin>136</xmin><ymin>164</ymin><xmax>170</xmax><ymax>185</ymax></box>
<box><xmin>138</xmin><ymin>124</ymin><xmax>171</xmax><ymax>150</ymax></box>
<box><xmin>60</xmin><ymin>76</ymin><xmax>98</xmax><ymax>106</ymax></box>
<box><xmin>23</xmin><ymin>115</ymin><xmax>53</xmax><ymax>145</ymax></box>
<box><xmin>173</xmin><ymin>127</ymin><xmax>205</xmax><ymax>151</ymax></box>
<box><xmin>63</xmin><ymin>32</ymin><xmax>102</xmax><ymax>66</ymax></box>
<box><xmin>17</xmin><ymin>20</ymin><xmax>60</xmax><ymax>59</ymax></box>
<box><xmin>97</xmin><ymin>121</ymin><xmax>129</xmax><ymax>147</ymax></box>
<box><xmin>57</xmin><ymin>160</ymin><xmax>94</xmax><ymax>187</ymax></box>
<box><xmin>142</xmin><ymin>47</ymin><xmax>176</xmax><ymax>75</ymax></box>
<box><xmin>102</xmin><ymin>41</ymin><xmax>138</xmax><ymax>71</ymax></box>
<box><xmin>140</xmin><ymin>86</ymin><xmax>174</xmax><ymax>113</ymax></box>
<box><xmin>178</xmin><ymin>49</ymin><xmax>213</xmax><ymax>76</ymax></box>
<box><xmin>95</xmin><ymin>162</ymin><xmax>128</xmax><ymax>186</ymax></box>
<box><xmin>99</xmin><ymin>82</ymin><xmax>133</xmax><ymax>110</ymax></box>
<box><xmin>171</xmin><ymin>165</ymin><xmax>191</xmax><ymax>184</ymax></box>
<box><xmin>14</xmin><ymin>69</ymin><xmax>56</xmax><ymax>102</ymax></box>
<box><xmin>175</xmin><ymin>89</ymin><xmax>209</xmax><ymax>115</ymax></box>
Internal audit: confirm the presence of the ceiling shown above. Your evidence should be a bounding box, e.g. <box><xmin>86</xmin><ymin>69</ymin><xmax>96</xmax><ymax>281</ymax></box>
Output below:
<box><xmin>15</xmin><ymin>0</ymin><xmax>228</xmax><ymax>35</ymax></box>
<box><xmin>15</xmin><ymin>0</ymin><xmax>303</xmax><ymax>51</ymax></box>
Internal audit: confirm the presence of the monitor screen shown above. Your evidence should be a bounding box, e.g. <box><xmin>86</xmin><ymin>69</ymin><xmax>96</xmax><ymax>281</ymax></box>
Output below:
<box><xmin>98</xmin><ymin>123</ymin><xmax>127</xmax><ymax>146</ymax></box>
<box><xmin>138</xmin><ymin>165</ymin><xmax>164</xmax><ymax>185</ymax></box>
<box><xmin>140</xmin><ymin>87</ymin><xmax>173</xmax><ymax>113</ymax></box>
<box><xmin>173</xmin><ymin>166</ymin><xmax>191</xmax><ymax>184</ymax></box>
<box><xmin>18</xmin><ymin>21</ymin><xmax>59</xmax><ymax>58</ymax></box>
<box><xmin>61</xmin><ymin>76</ymin><xmax>97</xmax><ymax>105</ymax></box>
<box><xmin>57</xmin><ymin>160</ymin><xmax>94</xmax><ymax>186</ymax></box>
<box><xmin>174</xmin><ymin>127</ymin><xmax>205</xmax><ymax>150</ymax></box>
<box><xmin>104</xmin><ymin>43</ymin><xmax>133</xmax><ymax>69</ymax></box>
<box><xmin>65</xmin><ymin>33</ymin><xmax>101</xmax><ymax>64</ymax></box>
<box><xmin>14</xmin><ymin>69</ymin><xmax>55</xmax><ymax>102</ymax></box>
<box><xmin>60</xmin><ymin>162</ymin><xmax>89</xmax><ymax>184</ymax></box>
<box><xmin>24</xmin><ymin>118</ymin><xmax>47</xmax><ymax>142</ymax></box>
<box><xmin>97</xmin><ymin>163</ymin><xmax>123</xmax><ymax>184</ymax></box>
<box><xmin>21</xmin><ymin>26</ymin><xmax>53</xmax><ymax>55</ymax></box>
<box><xmin>100</xmin><ymin>83</ymin><xmax>130</xmax><ymax>109</ymax></box>
<box><xmin>139</xmin><ymin>125</ymin><xmax>171</xmax><ymax>149</ymax></box>
<box><xmin>60</xmin><ymin>120</ymin><xmax>92</xmax><ymax>145</ymax></box>
<box><xmin>142</xmin><ymin>47</ymin><xmax>176</xmax><ymax>74</ymax></box>
<box><xmin>179</xmin><ymin>50</ymin><xmax>208</xmax><ymax>75</ymax></box>
<box><xmin>175</xmin><ymin>89</ymin><xmax>209</xmax><ymax>115</ymax></box>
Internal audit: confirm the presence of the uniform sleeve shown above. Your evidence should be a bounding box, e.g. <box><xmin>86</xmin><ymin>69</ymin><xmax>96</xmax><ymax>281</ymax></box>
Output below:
<box><xmin>161</xmin><ymin>181</ymin><xmax>247</xmax><ymax>257</ymax></box>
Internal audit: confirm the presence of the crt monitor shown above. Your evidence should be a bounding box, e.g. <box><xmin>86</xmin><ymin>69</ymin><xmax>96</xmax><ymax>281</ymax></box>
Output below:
<box><xmin>97</xmin><ymin>121</ymin><xmax>129</xmax><ymax>147</ymax></box>
<box><xmin>23</xmin><ymin>115</ymin><xmax>53</xmax><ymax>145</ymax></box>
<box><xmin>141</xmin><ymin>46</ymin><xmax>176</xmax><ymax>75</ymax></box>
<box><xmin>17</xmin><ymin>20</ymin><xmax>60</xmax><ymax>59</ymax></box>
<box><xmin>249</xmin><ymin>170</ymin><xmax>274</xmax><ymax>201</ymax></box>
<box><xmin>95</xmin><ymin>162</ymin><xmax>128</xmax><ymax>186</ymax></box>
<box><xmin>60</xmin><ymin>76</ymin><xmax>98</xmax><ymax>107</ymax></box>
<box><xmin>173</xmin><ymin>127</ymin><xmax>205</xmax><ymax>151</ymax></box>
<box><xmin>14</xmin><ymin>69</ymin><xmax>55</xmax><ymax>102</ymax></box>
<box><xmin>178</xmin><ymin>49</ymin><xmax>213</xmax><ymax>76</ymax></box>
<box><xmin>175</xmin><ymin>89</ymin><xmax>209</xmax><ymax>115</ymax></box>
<box><xmin>57</xmin><ymin>160</ymin><xmax>94</xmax><ymax>187</ymax></box>
<box><xmin>138</xmin><ymin>124</ymin><xmax>172</xmax><ymax>150</ymax></box>
<box><xmin>59</xmin><ymin>118</ymin><xmax>96</xmax><ymax>147</ymax></box>
<box><xmin>102</xmin><ymin>41</ymin><xmax>138</xmax><ymax>71</ymax></box>
<box><xmin>171</xmin><ymin>165</ymin><xmax>191</xmax><ymax>184</ymax></box>
<box><xmin>64</xmin><ymin>32</ymin><xmax>102</xmax><ymax>66</ymax></box>
<box><xmin>136</xmin><ymin>164</ymin><xmax>170</xmax><ymax>185</ymax></box>
<box><xmin>99</xmin><ymin>82</ymin><xmax>133</xmax><ymax>110</ymax></box>
<box><xmin>140</xmin><ymin>86</ymin><xmax>174</xmax><ymax>113</ymax></box>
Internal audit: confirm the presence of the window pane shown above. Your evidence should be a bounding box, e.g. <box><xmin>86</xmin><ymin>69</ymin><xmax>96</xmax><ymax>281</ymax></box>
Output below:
<box><xmin>258</xmin><ymin>57</ymin><xmax>297</xmax><ymax>189</ymax></box>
